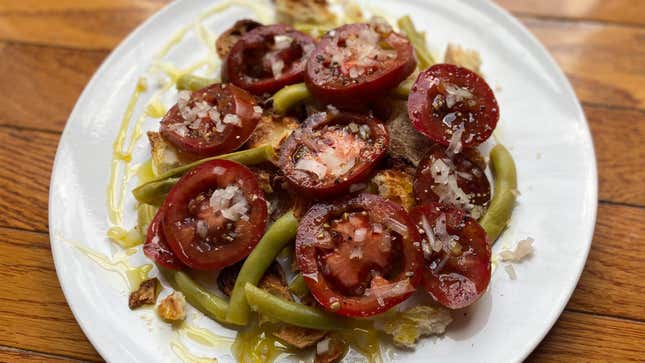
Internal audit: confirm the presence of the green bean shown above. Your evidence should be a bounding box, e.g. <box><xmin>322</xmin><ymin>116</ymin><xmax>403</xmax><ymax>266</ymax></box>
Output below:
<box><xmin>176</xmin><ymin>74</ymin><xmax>216</xmax><ymax>92</ymax></box>
<box><xmin>133</xmin><ymin>178</ymin><xmax>180</xmax><ymax>205</ymax></box>
<box><xmin>225</xmin><ymin>211</ymin><xmax>299</xmax><ymax>325</ymax></box>
<box><xmin>479</xmin><ymin>144</ymin><xmax>518</xmax><ymax>244</ymax></box>
<box><xmin>288</xmin><ymin>273</ymin><xmax>309</xmax><ymax>298</ymax></box>
<box><xmin>397</xmin><ymin>15</ymin><xmax>435</xmax><ymax>70</ymax></box>
<box><xmin>159</xmin><ymin>266</ymin><xmax>229</xmax><ymax>323</ymax></box>
<box><xmin>272</xmin><ymin>83</ymin><xmax>311</xmax><ymax>114</ymax></box>
<box><xmin>390</xmin><ymin>79</ymin><xmax>413</xmax><ymax>99</ymax></box>
<box><xmin>136</xmin><ymin>203</ymin><xmax>158</xmax><ymax>235</ymax></box>
<box><xmin>244</xmin><ymin>283</ymin><xmax>346</xmax><ymax>330</ymax></box>
<box><xmin>132</xmin><ymin>145</ymin><xmax>275</xmax><ymax>204</ymax></box>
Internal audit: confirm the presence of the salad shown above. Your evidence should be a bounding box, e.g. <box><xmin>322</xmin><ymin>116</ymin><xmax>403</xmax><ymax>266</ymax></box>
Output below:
<box><xmin>120</xmin><ymin>0</ymin><xmax>521</xmax><ymax>361</ymax></box>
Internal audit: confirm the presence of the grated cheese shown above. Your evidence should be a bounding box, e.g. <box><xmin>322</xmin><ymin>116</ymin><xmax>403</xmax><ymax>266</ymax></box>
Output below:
<box><xmin>429</xmin><ymin>157</ymin><xmax>479</xmax><ymax>217</ymax></box>
<box><xmin>295</xmin><ymin>158</ymin><xmax>328</xmax><ymax>179</ymax></box>
<box><xmin>271</xmin><ymin>59</ymin><xmax>285</xmax><ymax>78</ymax></box>
<box><xmin>504</xmin><ymin>264</ymin><xmax>517</xmax><ymax>280</ymax></box>
<box><xmin>316</xmin><ymin>337</ymin><xmax>331</xmax><ymax>355</ymax></box>
<box><xmin>208</xmin><ymin>184</ymin><xmax>250</xmax><ymax>222</ymax></box>
<box><xmin>499</xmin><ymin>237</ymin><xmax>534</xmax><ymax>262</ymax></box>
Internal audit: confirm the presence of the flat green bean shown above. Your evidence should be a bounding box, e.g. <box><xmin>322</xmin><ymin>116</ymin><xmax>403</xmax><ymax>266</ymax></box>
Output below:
<box><xmin>287</xmin><ymin>273</ymin><xmax>309</xmax><ymax>298</ymax></box>
<box><xmin>176</xmin><ymin>74</ymin><xmax>216</xmax><ymax>92</ymax></box>
<box><xmin>132</xmin><ymin>145</ymin><xmax>275</xmax><ymax>204</ymax></box>
<box><xmin>272</xmin><ymin>83</ymin><xmax>311</xmax><ymax>114</ymax></box>
<box><xmin>159</xmin><ymin>266</ymin><xmax>229</xmax><ymax>322</ymax></box>
<box><xmin>136</xmin><ymin>203</ymin><xmax>158</xmax><ymax>235</ymax></box>
<box><xmin>390</xmin><ymin>79</ymin><xmax>413</xmax><ymax>99</ymax></box>
<box><xmin>225</xmin><ymin>211</ymin><xmax>299</xmax><ymax>326</ymax></box>
<box><xmin>244</xmin><ymin>283</ymin><xmax>346</xmax><ymax>330</ymax></box>
<box><xmin>397</xmin><ymin>15</ymin><xmax>435</xmax><ymax>70</ymax></box>
<box><xmin>479</xmin><ymin>144</ymin><xmax>517</xmax><ymax>244</ymax></box>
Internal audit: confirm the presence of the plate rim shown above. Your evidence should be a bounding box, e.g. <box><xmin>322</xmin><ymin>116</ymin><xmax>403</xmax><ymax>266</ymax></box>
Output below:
<box><xmin>48</xmin><ymin>0</ymin><xmax>599</xmax><ymax>362</ymax></box>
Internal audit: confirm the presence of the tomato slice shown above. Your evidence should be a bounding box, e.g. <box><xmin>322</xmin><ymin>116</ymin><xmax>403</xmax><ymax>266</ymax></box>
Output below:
<box><xmin>414</xmin><ymin>144</ymin><xmax>490</xmax><ymax>218</ymax></box>
<box><xmin>143</xmin><ymin>206</ymin><xmax>184</xmax><ymax>270</ymax></box>
<box><xmin>224</xmin><ymin>24</ymin><xmax>316</xmax><ymax>95</ymax></box>
<box><xmin>278</xmin><ymin>111</ymin><xmax>388</xmax><ymax>197</ymax></box>
<box><xmin>162</xmin><ymin>159</ymin><xmax>268</xmax><ymax>270</ymax></box>
<box><xmin>408</xmin><ymin>64</ymin><xmax>499</xmax><ymax>147</ymax></box>
<box><xmin>411</xmin><ymin>203</ymin><xmax>491</xmax><ymax>309</ymax></box>
<box><xmin>305</xmin><ymin>22</ymin><xmax>416</xmax><ymax>107</ymax></box>
<box><xmin>296</xmin><ymin>193</ymin><xmax>422</xmax><ymax>317</ymax></box>
<box><xmin>160</xmin><ymin>83</ymin><xmax>261</xmax><ymax>157</ymax></box>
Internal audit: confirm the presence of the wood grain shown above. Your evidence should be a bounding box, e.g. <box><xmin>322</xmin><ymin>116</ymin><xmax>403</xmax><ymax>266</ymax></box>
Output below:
<box><xmin>0</xmin><ymin>127</ymin><xmax>58</xmax><ymax>232</ymax></box>
<box><xmin>527</xmin><ymin>310</ymin><xmax>645</xmax><ymax>362</ymax></box>
<box><xmin>0</xmin><ymin>227</ymin><xmax>101</xmax><ymax>361</ymax></box>
<box><xmin>0</xmin><ymin>42</ymin><xmax>107</xmax><ymax>133</ymax></box>
<box><xmin>523</xmin><ymin>17</ymin><xmax>645</xmax><ymax>111</ymax></box>
<box><xmin>566</xmin><ymin>203</ymin><xmax>645</xmax><ymax>321</ymax></box>
<box><xmin>0</xmin><ymin>345</ymin><xmax>88</xmax><ymax>363</ymax></box>
<box><xmin>497</xmin><ymin>0</ymin><xmax>645</xmax><ymax>26</ymax></box>
<box><xmin>0</xmin><ymin>1</ymin><xmax>167</xmax><ymax>50</ymax></box>
<box><xmin>586</xmin><ymin>105</ymin><xmax>645</xmax><ymax>205</ymax></box>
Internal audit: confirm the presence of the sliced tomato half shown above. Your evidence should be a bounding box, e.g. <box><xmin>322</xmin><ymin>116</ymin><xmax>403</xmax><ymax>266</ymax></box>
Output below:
<box><xmin>305</xmin><ymin>22</ymin><xmax>416</xmax><ymax>107</ymax></box>
<box><xmin>411</xmin><ymin>203</ymin><xmax>491</xmax><ymax>309</ymax></box>
<box><xmin>414</xmin><ymin>144</ymin><xmax>490</xmax><ymax>217</ymax></box>
<box><xmin>162</xmin><ymin>159</ymin><xmax>268</xmax><ymax>270</ymax></box>
<box><xmin>224</xmin><ymin>24</ymin><xmax>316</xmax><ymax>95</ymax></box>
<box><xmin>408</xmin><ymin>64</ymin><xmax>499</xmax><ymax>147</ymax></box>
<box><xmin>160</xmin><ymin>83</ymin><xmax>261</xmax><ymax>157</ymax></box>
<box><xmin>143</xmin><ymin>206</ymin><xmax>184</xmax><ymax>270</ymax></box>
<box><xmin>296</xmin><ymin>193</ymin><xmax>422</xmax><ymax>317</ymax></box>
<box><xmin>279</xmin><ymin>111</ymin><xmax>388</xmax><ymax>197</ymax></box>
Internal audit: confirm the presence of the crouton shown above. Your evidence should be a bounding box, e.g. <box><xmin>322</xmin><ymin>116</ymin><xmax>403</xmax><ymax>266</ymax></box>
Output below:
<box><xmin>147</xmin><ymin>132</ymin><xmax>198</xmax><ymax>175</ymax></box>
<box><xmin>128</xmin><ymin>278</ymin><xmax>159</xmax><ymax>310</ymax></box>
<box><xmin>444</xmin><ymin>44</ymin><xmax>482</xmax><ymax>75</ymax></box>
<box><xmin>216</xmin><ymin>19</ymin><xmax>262</xmax><ymax>59</ymax></box>
<box><xmin>157</xmin><ymin>291</ymin><xmax>186</xmax><ymax>322</ymax></box>
<box><xmin>217</xmin><ymin>262</ymin><xmax>286</xmax><ymax>298</ymax></box>
<box><xmin>245</xmin><ymin>114</ymin><xmax>299</xmax><ymax>152</ymax></box>
<box><xmin>371</xmin><ymin>169</ymin><xmax>415</xmax><ymax>211</ymax></box>
<box><xmin>274</xmin><ymin>0</ymin><xmax>336</xmax><ymax>25</ymax></box>
<box><xmin>385</xmin><ymin>102</ymin><xmax>432</xmax><ymax>167</ymax></box>
<box><xmin>275</xmin><ymin>326</ymin><xmax>328</xmax><ymax>349</ymax></box>
<box><xmin>315</xmin><ymin>334</ymin><xmax>349</xmax><ymax>363</ymax></box>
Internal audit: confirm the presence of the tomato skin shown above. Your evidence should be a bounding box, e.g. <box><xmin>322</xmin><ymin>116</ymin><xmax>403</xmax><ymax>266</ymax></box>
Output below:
<box><xmin>296</xmin><ymin>193</ymin><xmax>423</xmax><ymax>317</ymax></box>
<box><xmin>162</xmin><ymin>159</ymin><xmax>268</xmax><ymax>271</ymax></box>
<box><xmin>224</xmin><ymin>24</ymin><xmax>316</xmax><ymax>95</ymax></box>
<box><xmin>160</xmin><ymin>83</ymin><xmax>260</xmax><ymax>157</ymax></box>
<box><xmin>279</xmin><ymin>111</ymin><xmax>389</xmax><ymax>198</ymax></box>
<box><xmin>414</xmin><ymin>144</ymin><xmax>491</xmax><ymax>210</ymax></box>
<box><xmin>305</xmin><ymin>23</ymin><xmax>416</xmax><ymax>107</ymax></box>
<box><xmin>143</xmin><ymin>206</ymin><xmax>184</xmax><ymax>270</ymax></box>
<box><xmin>408</xmin><ymin>64</ymin><xmax>499</xmax><ymax>147</ymax></box>
<box><xmin>411</xmin><ymin>203</ymin><xmax>491</xmax><ymax>309</ymax></box>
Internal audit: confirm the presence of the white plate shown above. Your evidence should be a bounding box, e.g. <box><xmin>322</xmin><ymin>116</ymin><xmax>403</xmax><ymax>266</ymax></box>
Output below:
<box><xmin>49</xmin><ymin>0</ymin><xmax>597</xmax><ymax>362</ymax></box>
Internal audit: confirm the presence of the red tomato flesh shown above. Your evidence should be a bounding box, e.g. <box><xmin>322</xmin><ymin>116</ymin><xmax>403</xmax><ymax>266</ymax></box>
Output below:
<box><xmin>296</xmin><ymin>193</ymin><xmax>422</xmax><ymax>317</ymax></box>
<box><xmin>279</xmin><ymin>111</ymin><xmax>388</xmax><ymax>197</ymax></box>
<box><xmin>162</xmin><ymin>159</ymin><xmax>267</xmax><ymax>270</ymax></box>
<box><xmin>408</xmin><ymin>64</ymin><xmax>499</xmax><ymax>147</ymax></box>
<box><xmin>224</xmin><ymin>24</ymin><xmax>316</xmax><ymax>95</ymax></box>
<box><xmin>414</xmin><ymin>144</ymin><xmax>491</xmax><ymax>218</ymax></box>
<box><xmin>305</xmin><ymin>22</ymin><xmax>416</xmax><ymax>107</ymax></box>
<box><xmin>143</xmin><ymin>206</ymin><xmax>184</xmax><ymax>270</ymax></box>
<box><xmin>411</xmin><ymin>203</ymin><xmax>491</xmax><ymax>309</ymax></box>
<box><xmin>160</xmin><ymin>83</ymin><xmax>261</xmax><ymax>157</ymax></box>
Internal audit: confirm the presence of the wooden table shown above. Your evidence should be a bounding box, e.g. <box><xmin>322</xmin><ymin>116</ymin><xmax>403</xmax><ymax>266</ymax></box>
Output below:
<box><xmin>0</xmin><ymin>1</ymin><xmax>643</xmax><ymax>361</ymax></box>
